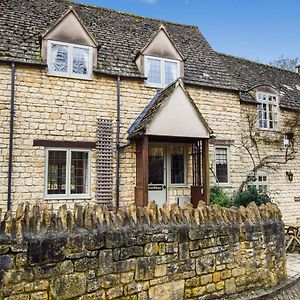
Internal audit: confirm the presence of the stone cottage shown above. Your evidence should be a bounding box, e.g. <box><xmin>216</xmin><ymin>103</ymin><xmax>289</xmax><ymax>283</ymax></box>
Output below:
<box><xmin>0</xmin><ymin>0</ymin><xmax>299</xmax><ymax>223</ymax></box>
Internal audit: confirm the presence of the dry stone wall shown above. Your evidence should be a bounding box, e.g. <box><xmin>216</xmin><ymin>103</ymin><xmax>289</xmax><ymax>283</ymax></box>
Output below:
<box><xmin>0</xmin><ymin>201</ymin><xmax>286</xmax><ymax>300</ymax></box>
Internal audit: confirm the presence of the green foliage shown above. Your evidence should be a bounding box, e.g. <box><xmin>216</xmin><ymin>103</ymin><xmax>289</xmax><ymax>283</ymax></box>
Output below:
<box><xmin>210</xmin><ymin>186</ymin><xmax>233</xmax><ymax>208</ymax></box>
<box><xmin>34</xmin><ymin>51</ymin><xmax>41</xmax><ymax>61</ymax></box>
<box><xmin>233</xmin><ymin>186</ymin><xmax>270</xmax><ymax>207</ymax></box>
<box><xmin>210</xmin><ymin>186</ymin><xmax>271</xmax><ymax>208</ymax></box>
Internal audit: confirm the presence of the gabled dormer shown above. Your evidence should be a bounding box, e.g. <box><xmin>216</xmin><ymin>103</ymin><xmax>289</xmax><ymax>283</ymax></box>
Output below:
<box><xmin>241</xmin><ymin>85</ymin><xmax>280</xmax><ymax>131</ymax></box>
<box><xmin>41</xmin><ymin>7</ymin><xmax>98</xmax><ymax>80</ymax></box>
<box><xmin>135</xmin><ymin>25</ymin><xmax>185</xmax><ymax>88</ymax></box>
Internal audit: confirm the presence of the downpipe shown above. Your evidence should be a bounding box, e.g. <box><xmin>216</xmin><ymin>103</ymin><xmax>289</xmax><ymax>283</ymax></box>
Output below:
<box><xmin>7</xmin><ymin>62</ymin><xmax>15</xmax><ymax>211</ymax></box>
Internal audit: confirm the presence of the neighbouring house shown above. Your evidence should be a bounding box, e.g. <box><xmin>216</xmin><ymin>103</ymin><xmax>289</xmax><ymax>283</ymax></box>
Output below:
<box><xmin>0</xmin><ymin>0</ymin><xmax>299</xmax><ymax>223</ymax></box>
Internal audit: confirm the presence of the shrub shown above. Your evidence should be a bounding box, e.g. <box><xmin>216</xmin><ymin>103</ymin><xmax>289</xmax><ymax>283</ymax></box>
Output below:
<box><xmin>233</xmin><ymin>186</ymin><xmax>271</xmax><ymax>207</ymax></box>
<box><xmin>210</xmin><ymin>186</ymin><xmax>233</xmax><ymax>208</ymax></box>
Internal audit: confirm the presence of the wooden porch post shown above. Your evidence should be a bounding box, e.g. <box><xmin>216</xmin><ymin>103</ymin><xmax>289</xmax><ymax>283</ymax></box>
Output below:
<box><xmin>202</xmin><ymin>139</ymin><xmax>210</xmax><ymax>205</ymax></box>
<box><xmin>135</xmin><ymin>135</ymin><xmax>148</xmax><ymax>207</ymax></box>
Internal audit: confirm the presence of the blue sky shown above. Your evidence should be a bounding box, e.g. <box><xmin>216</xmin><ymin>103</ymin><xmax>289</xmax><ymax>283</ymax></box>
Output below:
<box><xmin>73</xmin><ymin>0</ymin><xmax>299</xmax><ymax>64</ymax></box>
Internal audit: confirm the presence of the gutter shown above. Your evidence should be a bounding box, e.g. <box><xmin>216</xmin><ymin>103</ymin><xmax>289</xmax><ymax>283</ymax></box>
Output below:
<box><xmin>7</xmin><ymin>62</ymin><xmax>15</xmax><ymax>211</ymax></box>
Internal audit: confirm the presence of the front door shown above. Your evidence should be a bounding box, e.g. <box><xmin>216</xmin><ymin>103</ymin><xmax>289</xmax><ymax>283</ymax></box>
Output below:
<box><xmin>148</xmin><ymin>146</ymin><xmax>167</xmax><ymax>207</ymax></box>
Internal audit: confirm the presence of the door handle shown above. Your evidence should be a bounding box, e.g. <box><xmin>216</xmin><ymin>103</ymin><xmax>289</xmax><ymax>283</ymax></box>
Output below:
<box><xmin>163</xmin><ymin>185</ymin><xmax>166</xmax><ymax>189</ymax></box>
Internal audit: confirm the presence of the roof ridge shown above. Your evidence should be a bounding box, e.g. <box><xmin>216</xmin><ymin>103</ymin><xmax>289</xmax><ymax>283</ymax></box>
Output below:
<box><xmin>69</xmin><ymin>0</ymin><xmax>197</xmax><ymax>28</ymax></box>
<box><xmin>219</xmin><ymin>52</ymin><xmax>299</xmax><ymax>76</ymax></box>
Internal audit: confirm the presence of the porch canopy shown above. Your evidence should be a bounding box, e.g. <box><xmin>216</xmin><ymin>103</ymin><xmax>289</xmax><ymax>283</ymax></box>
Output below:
<box><xmin>128</xmin><ymin>79</ymin><xmax>213</xmax><ymax>207</ymax></box>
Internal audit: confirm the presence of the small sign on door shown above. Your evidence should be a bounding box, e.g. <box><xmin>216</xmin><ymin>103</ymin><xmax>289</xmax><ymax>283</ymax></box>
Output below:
<box><xmin>149</xmin><ymin>185</ymin><xmax>163</xmax><ymax>191</ymax></box>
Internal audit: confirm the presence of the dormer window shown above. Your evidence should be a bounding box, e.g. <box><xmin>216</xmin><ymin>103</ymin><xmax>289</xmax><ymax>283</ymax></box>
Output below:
<box><xmin>47</xmin><ymin>41</ymin><xmax>92</xmax><ymax>79</ymax></box>
<box><xmin>257</xmin><ymin>92</ymin><xmax>279</xmax><ymax>130</ymax></box>
<box><xmin>145</xmin><ymin>55</ymin><xmax>180</xmax><ymax>88</ymax></box>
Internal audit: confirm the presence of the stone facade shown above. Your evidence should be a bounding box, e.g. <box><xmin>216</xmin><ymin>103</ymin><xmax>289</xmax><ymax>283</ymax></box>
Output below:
<box><xmin>1</xmin><ymin>63</ymin><xmax>300</xmax><ymax>223</ymax></box>
<box><xmin>0</xmin><ymin>201</ymin><xmax>286</xmax><ymax>299</ymax></box>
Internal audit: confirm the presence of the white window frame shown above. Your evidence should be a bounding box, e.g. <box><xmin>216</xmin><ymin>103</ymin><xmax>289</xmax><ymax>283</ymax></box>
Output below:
<box><xmin>214</xmin><ymin>146</ymin><xmax>230</xmax><ymax>185</ymax></box>
<box><xmin>47</xmin><ymin>40</ymin><xmax>93</xmax><ymax>80</ymax></box>
<box><xmin>144</xmin><ymin>55</ymin><xmax>180</xmax><ymax>88</ymax></box>
<box><xmin>256</xmin><ymin>92</ymin><xmax>279</xmax><ymax>131</ymax></box>
<box><xmin>168</xmin><ymin>144</ymin><xmax>187</xmax><ymax>187</ymax></box>
<box><xmin>248</xmin><ymin>170</ymin><xmax>269</xmax><ymax>193</ymax></box>
<box><xmin>44</xmin><ymin>148</ymin><xmax>92</xmax><ymax>200</ymax></box>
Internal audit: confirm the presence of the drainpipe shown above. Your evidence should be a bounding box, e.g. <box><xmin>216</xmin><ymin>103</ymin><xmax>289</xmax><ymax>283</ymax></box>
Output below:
<box><xmin>7</xmin><ymin>62</ymin><xmax>15</xmax><ymax>211</ymax></box>
<box><xmin>115</xmin><ymin>75</ymin><xmax>121</xmax><ymax>208</ymax></box>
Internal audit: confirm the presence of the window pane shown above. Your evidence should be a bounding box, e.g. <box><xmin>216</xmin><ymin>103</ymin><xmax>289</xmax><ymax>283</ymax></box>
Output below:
<box><xmin>170</xmin><ymin>146</ymin><xmax>185</xmax><ymax>184</ymax></box>
<box><xmin>147</xmin><ymin>58</ymin><xmax>161</xmax><ymax>84</ymax></box>
<box><xmin>248</xmin><ymin>172</ymin><xmax>268</xmax><ymax>192</ymax></box>
<box><xmin>51</xmin><ymin>44</ymin><xmax>68</xmax><ymax>73</ymax></box>
<box><xmin>215</xmin><ymin>148</ymin><xmax>228</xmax><ymax>183</ymax></box>
<box><xmin>257</xmin><ymin>93</ymin><xmax>278</xmax><ymax>130</ymax></box>
<box><xmin>165</xmin><ymin>61</ymin><xmax>178</xmax><ymax>85</ymax></box>
<box><xmin>47</xmin><ymin>151</ymin><xmax>67</xmax><ymax>194</ymax></box>
<box><xmin>71</xmin><ymin>151</ymin><xmax>89</xmax><ymax>194</ymax></box>
<box><xmin>73</xmin><ymin>47</ymin><xmax>89</xmax><ymax>75</ymax></box>
<box><xmin>148</xmin><ymin>147</ymin><xmax>164</xmax><ymax>184</ymax></box>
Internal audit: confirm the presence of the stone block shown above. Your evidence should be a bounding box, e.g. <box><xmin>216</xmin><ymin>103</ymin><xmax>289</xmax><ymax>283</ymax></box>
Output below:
<box><xmin>178</xmin><ymin>242</ymin><xmax>189</xmax><ymax>261</ymax></box>
<box><xmin>196</xmin><ymin>254</ymin><xmax>215</xmax><ymax>275</ymax></box>
<box><xmin>144</xmin><ymin>243</ymin><xmax>160</xmax><ymax>256</ymax></box>
<box><xmin>121</xmin><ymin>271</ymin><xmax>135</xmax><ymax>284</ymax></box>
<box><xmin>24</xmin><ymin>280</ymin><xmax>49</xmax><ymax>292</ymax></box>
<box><xmin>149</xmin><ymin>280</ymin><xmax>184</xmax><ymax>300</ymax></box>
<box><xmin>200</xmin><ymin>274</ymin><xmax>212</xmax><ymax>285</ymax></box>
<box><xmin>58</xmin><ymin>260</ymin><xmax>74</xmax><ymax>275</ymax></box>
<box><xmin>114</xmin><ymin>258</ymin><xmax>136</xmax><ymax>273</ymax></box>
<box><xmin>154</xmin><ymin>264</ymin><xmax>167</xmax><ymax>277</ymax></box>
<box><xmin>126</xmin><ymin>283</ymin><xmax>143</xmax><ymax>295</ymax></box>
<box><xmin>120</xmin><ymin>246</ymin><xmax>144</xmax><ymax>260</ymax></box>
<box><xmin>30</xmin><ymin>291</ymin><xmax>48</xmax><ymax>300</ymax></box>
<box><xmin>0</xmin><ymin>255</ymin><xmax>13</xmax><ymax>270</ymax></box>
<box><xmin>225</xmin><ymin>278</ymin><xmax>236</xmax><ymax>295</ymax></box>
<box><xmin>165</xmin><ymin>242</ymin><xmax>178</xmax><ymax>254</ymax></box>
<box><xmin>100</xmin><ymin>274</ymin><xmax>120</xmax><ymax>288</ymax></box>
<box><xmin>15</xmin><ymin>253</ymin><xmax>27</xmax><ymax>267</ymax></box>
<box><xmin>74</xmin><ymin>257</ymin><xmax>98</xmax><ymax>272</ymax></box>
<box><xmin>98</xmin><ymin>250</ymin><xmax>113</xmax><ymax>275</ymax></box>
<box><xmin>107</xmin><ymin>286</ymin><xmax>123</xmax><ymax>299</ymax></box>
<box><xmin>34</xmin><ymin>263</ymin><xmax>57</xmax><ymax>279</ymax></box>
<box><xmin>50</xmin><ymin>273</ymin><xmax>87</xmax><ymax>299</ymax></box>
<box><xmin>135</xmin><ymin>257</ymin><xmax>156</xmax><ymax>281</ymax></box>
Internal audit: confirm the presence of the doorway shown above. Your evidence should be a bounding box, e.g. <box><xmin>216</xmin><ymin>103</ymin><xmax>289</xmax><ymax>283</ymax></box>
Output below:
<box><xmin>148</xmin><ymin>145</ymin><xmax>167</xmax><ymax>207</ymax></box>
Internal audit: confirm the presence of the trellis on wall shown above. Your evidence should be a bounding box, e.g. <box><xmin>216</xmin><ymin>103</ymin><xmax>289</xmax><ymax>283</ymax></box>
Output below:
<box><xmin>96</xmin><ymin>119</ymin><xmax>113</xmax><ymax>208</ymax></box>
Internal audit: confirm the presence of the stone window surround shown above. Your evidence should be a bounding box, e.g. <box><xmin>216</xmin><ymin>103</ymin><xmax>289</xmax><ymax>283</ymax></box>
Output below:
<box><xmin>214</xmin><ymin>145</ymin><xmax>230</xmax><ymax>186</ymax></box>
<box><xmin>144</xmin><ymin>55</ymin><xmax>180</xmax><ymax>88</ymax></box>
<box><xmin>44</xmin><ymin>147</ymin><xmax>92</xmax><ymax>200</ymax></box>
<box><xmin>256</xmin><ymin>91</ymin><xmax>279</xmax><ymax>131</ymax></box>
<box><xmin>47</xmin><ymin>40</ymin><xmax>93</xmax><ymax>80</ymax></box>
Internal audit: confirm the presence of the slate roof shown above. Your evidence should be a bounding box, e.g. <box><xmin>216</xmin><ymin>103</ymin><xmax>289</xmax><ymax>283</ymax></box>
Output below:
<box><xmin>1</xmin><ymin>0</ymin><xmax>299</xmax><ymax>110</ymax></box>
<box><xmin>0</xmin><ymin>0</ymin><xmax>237</xmax><ymax>90</ymax></box>
<box><xmin>128</xmin><ymin>78</ymin><xmax>212</xmax><ymax>137</ymax></box>
<box><xmin>220</xmin><ymin>53</ymin><xmax>300</xmax><ymax>111</ymax></box>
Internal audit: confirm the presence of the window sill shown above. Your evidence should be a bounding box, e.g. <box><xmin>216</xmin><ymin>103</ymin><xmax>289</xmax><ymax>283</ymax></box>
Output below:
<box><xmin>258</xmin><ymin>127</ymin><xmax>281</xmax><ymax>133</ymax></box>
<box><xmin>144</xmin><ymin>82</ymin><xmax>164</xmax><ymax>89</ymax></box>
<box><xmin>43</xmin><ymin>195</ymin><xmax>92</xmax><ymax>201</ymax></box>
<box><xmin>46</xmin><ymin>72</ymin><xmax>93</xmax><ymax>81</ymax></box>
<box><xmin>216</xmin><ymin>183</ymin><xmax>232</xmax><ymax>188</ymax></box>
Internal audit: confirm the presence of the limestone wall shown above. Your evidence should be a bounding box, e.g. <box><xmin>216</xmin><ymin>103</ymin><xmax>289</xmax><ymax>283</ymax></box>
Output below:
<box><xmin>0</xmin><ymin>202</ymin><xmax>286</xmax><ymax>299</ymax></box>
<box><xmin>239</xmin><ymin>104</ymin><xmax>300</xmax><ymax>223</ymax></box>
<box><xmin>1</xmin><ymin>63</ymin><xmax>300</xmax><ymax>223</ymax></box>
